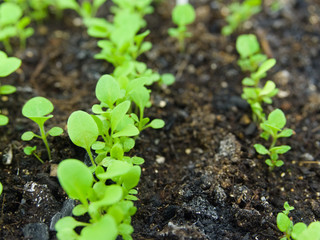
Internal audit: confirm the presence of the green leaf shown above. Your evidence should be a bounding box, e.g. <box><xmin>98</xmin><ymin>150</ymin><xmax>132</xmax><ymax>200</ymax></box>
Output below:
<box><xmin>55</xmin><ymin>216</ymin><xmax>87</xmax><ymax>234</ymax></box>
<box><xmin>21</xmin><ymin>131</ymin><xmax>35</xmax><ymax>141</ymax></box>
<box><xmin>96</xmin><ymin>75</ymin><xmax>121</xmax><ymax>108</ymax></box>
<box><xmin>0</xmin><ymin>85</ymin><xmax>16</xmax><ymax>95</ymax></box>
<box><xmin>111</xmin><ymin>101</ymin><xmax>130</xmax><ymax>131</ymax></box>
<box><xmin>278</xmin><ymin>129</ymin><xmax>293</xmax><ymax>138</ymax></box>
<box><xmin>80</xmin><ymin>215</ymin><xmax>117</xmax><ymax>240</ymax></box>
<box><xmin>254</xmin><ymin>144</ymin><xmax>269</xmax><ymax>155</ymax></box>
<box><xmin>275</xmin><ymin>160</ymin><xmax>284</xmax><ymax>167</ymax></box>
<box><xmin>118</xmin><ymin>223</ymin><xmax>134</xmax><ymax>236</ymax></box>
<box><xmin>260</xmin><ymin>81</ymin><xmax>276</xmax><ymax>96</ymax></box>
<box><xmin>121</xmin><ymin>138</ymin><xmax>135</xmax><ymax>152</ymax></box>
<box><xmin>252</xmin><ymin>58</ymin><xmax>276</xmax><ymax>80</ymax></box>
<box><xmin>265</xmin><ymin>159</ymin><xmax>273</xmax><ymax>167</ymax></box>
<box><xmin>160</xmin><ymin>73</ymin><xmax>175</xmax><ymax>86</ymax></box>
<box><xmin>236</xmin><ymin>34</ymin><xmax>260</xmax><ymax>58</ymax></box>
<box><xmin>122</xmin><ymin>166</ymin><xmax>141</xmax><ymax>190</ymax></box>
<box><xmin>0</xmin><ymin>182</ymin><xmax>2</xmax><ymax>195</ymax></box>
<box><xmin>0</xmin><ymin>3</ymin><xmax>22</xmax><ymax>26</ymax></box>
<box><xmin>148</xmin><ymin>119</ymin><xmax>165</xmax><ymax>129</ymax></box>
<box><xmin>97</xmin><ymin>160</ymin><xmax>131</xmax><ymax>180</ymax></box>
<box><xmin>131</xmin><ymin>86</ymin><xmax>150</xmax><ymax>111</ymax></box>
<box><xmin>22</xmin><ymin>97</ymin><xmax>54</xmax><ymax>118</ymax></box>
<box><xmin>292</xmin><ymin>222</ymin><xmax>307</xmax><ymax>239</ymax></box>
<box><xmin>110</xmin><ymin>143</ymin><xmax>124</xmax><ymax>160</ymax></box>
<box><xmin>0</xmin><ymin>51</ymin><xmax>21</xmax><ymax>77</ymax></box>
<box><xmin>277</xmin><ymin>212</ymin><xmax>291</xmax><ymax>232</ymax></box>
<box><xmin>112</xmin><ymin>124</ymin><xmax>139</xmax><ymax>138</ymax></box>
<box><xmin>267</xmin><ymin>109</ymin><xmax>286</xmax><ymax>129</ymax></box>
<box><xmin>67</xmin><ymin>111</ymin><xmax>99</xmax><ymax>151</ymax></box>
<box><xmin>132</xmin><ymin>156</ymin><xmax>144</xmax><ymax>165</ymax></box>
<box><xmin>72</xmin><ymin>204</ymin><xmax>88</xmax><ymax>216</ymax></box>
<box><xmin>172</xmin><ymin>3</ymin><xmax>196</xmax><ymax>26</ymax></box>
<box><xmin>242</xmin><ymin>77</ymin><xmax>255</xmax><ymax>86</ymax></box>
<box><xmin>48</xmin><ymin>127</ymin><xmax>63</xmax><ymax>136</ymax></box>
<box><xmin>23</xmin><ymin>146</ymin><xmax>36</xmax><ymax>155</ymax></box>
<box><xmin>57</xmin><ymin>159</ymin><xmax>93</xmax><ymax>205</ymax></box>
<box><xmin>296</xmin><ymin>222</ymin><xmax>320</xmax><ymax>240</ymax></box>
<box><xmin>270</xmin><ymin>145</ymin><xmax>291</xmax><ymax>154</ymax></box>
<box><xmin>0</xmin><ymin>115</ymin><xmax>8</xmax><ymax>126</ymax></box>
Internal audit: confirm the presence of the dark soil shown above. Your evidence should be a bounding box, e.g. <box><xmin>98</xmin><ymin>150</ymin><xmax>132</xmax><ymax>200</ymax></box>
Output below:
<box><xmin>1</xmin><ymin>0</ymin><xmax>320</xmax><ymax>239</ymax></box>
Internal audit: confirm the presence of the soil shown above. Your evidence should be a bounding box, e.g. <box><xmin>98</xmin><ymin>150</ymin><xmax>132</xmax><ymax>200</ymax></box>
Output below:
<box><xmin>1</xmin><ymin>0</ymin><xmax>320</xmax><ymax>239</ymax></box>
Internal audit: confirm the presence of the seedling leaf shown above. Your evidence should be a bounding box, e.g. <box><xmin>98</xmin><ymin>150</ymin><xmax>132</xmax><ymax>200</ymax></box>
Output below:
<box><xmin>48</xmin><ymin>127</ymin><xmax>63</xmax><ymax>136</ymax></box>
<box><xmin>67</xmin><ymin>111</ymin><xmax>99</xmax><ymax>150</ymax></box>
<box><xmin>22</xmin><ymin>97</ymin><xmax>54</xmax><ymax>118</ymax></box>
<box><xmin>96</xmin><ymin>75</ymin><xmax>121</xmax><ymax>107</ymax></box>
<box><xmin>21</xmin><ymin>131</ymin><xmax>35</xmax><ymax>141</ymax></box>
<box><xmin>57</xmin><ymin>159</ymin><xmax>94</xmax><ymax>205</ymax></box>
<box><xmin>236</xmin><ymin>34</ymin><xmax>260</xmax><ymax>58</ymax></box>
<box><xmin>0</xmin><ymin>85</ymin><xmax>16</xmax><ymax>95</ymax></box>
<box><xmin>97</xmin><ymin>160</ymin><xmax>131</xmax><ymax>180</ymax></box>
<box><xmin>254</xmin><ymin>144</ymin><xmax>269</xmax><ymax>155</ymax></box>
<box><xmin>172</xmin><ymin>3</ymin><xmax>196</xmax><ymax>26</ymax></box>
<box><xmin>277</xmin><ymin>212</ymin><xmax>291</xmax><ymax>232</ymax></box>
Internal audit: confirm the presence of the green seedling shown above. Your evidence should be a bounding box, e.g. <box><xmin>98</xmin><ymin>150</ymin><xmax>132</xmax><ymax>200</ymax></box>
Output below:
<box><xmin>241</xmin><ymin>59</ymin><xmax>278</xmax><ymax>123</ymax></box>
<box><xmin>222</xmin><ymin>0</ymin><xmax>261</xmax><ymax>36</ymax></box>
<box><xmin>67</xmin><ymin>110</ymin><xmax>99</xmax><ymax>167</ymax></box>
<box><xmin>21</xmin><ymin>97</ymin><xmax>63</xmax><ymax>161</ymax></box>
<box><xmin>254</xmin><ymin>109</ymin><xmax>293</xmax><ymax>170</ymax></box>
<box><xmin>0</xmin><ymin>182</ymin><xmax>3</xmax><ymax>196</ymax></box>
<box><xmin>0</xmin><ymin>2</ymin><xmax>34</xmax><ymax>52</ymax></box>
<box><xmin>168</xmin><ymin>3</ymin><xmax>196</xmax><ymax>52</ymax></box>
<box><xmin>0</xmin><ymin>51</ymin><xmax>21</xmax><ymax>126</ymax></box>
<box><xmin>236</xmin><ymin>34</ymin><xmax>267</xmax><ymax>72</ymax></box>
<box><xmin>277</xmin><ymin>202</ymin><xmax>320</xmax><ymax>240</ymax></box>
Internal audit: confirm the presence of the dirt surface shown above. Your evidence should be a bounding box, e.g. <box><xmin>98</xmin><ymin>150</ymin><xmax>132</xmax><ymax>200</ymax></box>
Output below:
<box><xmin>1</xmin><ymin>0</ymin><xmax>320</xmax><ymax>239</ymax></box>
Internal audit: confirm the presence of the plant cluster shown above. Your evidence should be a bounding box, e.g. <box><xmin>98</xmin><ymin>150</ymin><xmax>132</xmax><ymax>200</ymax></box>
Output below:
<box><xmin>236</xmin><ymin>34</ymin><xmax>292</xmax><ymax>170</ymax></box>
<box><xmin>54</xmin><ymin>1</ymin><xmax>169</xmax><ymax>239</ymax></box>
<box><xmin>222</xmin><ymin>0</ymin><xmax>261</xmax><ymax>36</ymax></box>
<box><xmin>21</xmin><ymin>97</ymin><xmax>63</xmax><ymax>163</ymax></box>
<box><xmin>0</xmin><ymin>50</ymin><xmax>21</xmax><ymax>126</ymax></box>
<box><xmin>0</xmin><ymin>2</ymin><xmax>34</xmax><ymax>52</ymax></box>
<box><xmin>277</xmin><ymin>202</ymin><xmax>320</xmax><ymax>240</ymax></box>
<box><xmin>168</xmin><ymin>3</ymin><xmax>196</xmax><ymax>52</ymax></box>
<box><xmin>236</xmin><ymin>34</ymin><xmax>278</xmax><ymax>123</ymax></box>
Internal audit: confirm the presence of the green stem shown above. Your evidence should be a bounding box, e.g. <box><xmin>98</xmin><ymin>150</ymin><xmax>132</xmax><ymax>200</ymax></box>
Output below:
<box><xmin>39</xmin><ymin>124</ymin><xmax>51</xmax><ymax>160</ymax></box>
<box><xmin>86</xmin><ymin>148</ymin><xmax>95</xmax><ymax>167</ymax></box>
<box><xmin>3</xmin><ymin>38</ymin><xmax>12</xmax><ymax>54</ymax></box>
<box><xmin>33</xmin><ymin>152</ymin><xmax>44</xmax><ymax>164</ymax></box>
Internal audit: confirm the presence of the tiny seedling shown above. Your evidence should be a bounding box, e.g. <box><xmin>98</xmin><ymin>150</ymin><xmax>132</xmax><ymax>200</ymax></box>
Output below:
<box><xmin>0</xmin><ymin>51</ymin><xmax>21</xmax><ymax>126</ymax></box>
<box><xmin>168</xmin><ymin>3</ymin><xmax>196</xmax><ymax>51</ymax></box>
<box><xmin>222</xmin><ymin>0</ymin><xmax>261</xmax><ymax>36</ymax></box>
<box><xmin>236</xmin><ymin>34</ymin><xmax>267</xmax><ymax>72</ymax></box>
<box><xmin>277</xmin><ymin>201</ymin><xmax>320</xmax><ymax>240</ymax></box>
<box><xmin>254</xmin><ymin>109</ymin><xmax>293</xmax><ymax>170</ymax></box>
<box><xmin>0</xmin><ymin>2</ymin><xmax>34</xmax><ymax>52</ymax></box>
<box><xmin>21</xmin><ymin>97</ymin><xmax>63</xmax><ymax>162</ymax></box>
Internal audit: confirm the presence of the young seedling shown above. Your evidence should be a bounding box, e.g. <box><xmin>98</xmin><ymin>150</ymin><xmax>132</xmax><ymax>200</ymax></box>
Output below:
<box><xmin>21</xmin><ymin>97</ymin><xmax>63</xmax><ymax>161</ymax></box>
<box><xmin>277</xmin><ymin>201</ymin><xmax>320</xmax><ymax>240</ymax></box>
<box><xmin>222</xmin><ymin>0</ymin><xmax>261</xmax><ymax>36</ymax></box>
<box><xmin>254</xmin><ymin>109</ymin><xmax>293</xmax><ymax>170</ymax></box>
<box><xmin>0</xmin><ymin>51</ymin><xmax>21</xmax><ymax>126</ymax></box>
<box><xmin>236</xmin><ymin>34</ymin><xmax>267</xmax><ymax>72</ymax></box>
<box><xmin>168</xmin><ymin>3</ymin><xmax>196</xmax><ymax>52</ymax></box>
<box><xmin>0</xmin><ymin>2</ymin><xmax>33</xmax><ymax>52</ymax></box>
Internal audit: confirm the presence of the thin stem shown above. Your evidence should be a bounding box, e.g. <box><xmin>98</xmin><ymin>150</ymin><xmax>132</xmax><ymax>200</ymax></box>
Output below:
<box><xmin>39</xmin><ymin>124</ymin><xmax>51</xmax><ymax>160</ymax></box>
<box><xmin>33</xmin><ymin>152</ymin><xmax>44</xmax><ymax>164</ymax></box>
<box><xmin>86</xmin><ymin>148</ymin><xmax>95</xmax><ymax>167</ymax></box>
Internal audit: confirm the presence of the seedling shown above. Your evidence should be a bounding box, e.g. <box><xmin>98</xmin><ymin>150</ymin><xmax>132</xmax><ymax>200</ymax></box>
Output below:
<box><xmin>254</xmin><ymin>109</ymin><xmax>293</xmax><ymax>170</ymax></box>
<box><xmin>21</xmin><ymin>97</ymin><xmax>63</xmax><ymax>161</ymax></box>
<box><xmin>222</xmin><ymin>0</ymin><xmax>261</xmax><ymax>36</ymax></box>
<box><xmin>236</xmin><ymin>34</ymin><xmax>267</xmax><ymax>72</ymax></box>
<box><xmin>0</xmin><ymin>51</ymin><xmax>21</xmax><ymax>126</ymax></box>
<box><xmin>0</xmin><ymin>2</ymin><xmax>34</xmax><ymax>52</ymax></box>
<box><xmin>168</xmin><ymin>3</ymin><xmax>196</xmax><ymax>51</ymax></box>
<box><xmin>277</xmin><ymin>202</ymin><xmax>320</xmax><ymax>240</ymax></box>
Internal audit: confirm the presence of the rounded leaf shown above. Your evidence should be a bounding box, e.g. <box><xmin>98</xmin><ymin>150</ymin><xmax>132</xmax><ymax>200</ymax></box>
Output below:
<box><xmin>254</xmin><ymin>144</ymin><xmax>269</xmax><ymax>155</ymax></box>
<box><xmin>96</xmin><ymin>74</ymin><xmax>121</xmax><ymax>107</ymax></box>
<box><xmin>268</xmin><ymin>109</ymin><xmax>286</xmax><ymax>129</ymax></box>
<box><xmin>0</xmin><ymin>3</ymin><xmax>22</xmax><ymax>26</ymax></box>
<box><xmin>277</xmin><ymin>213</ymin><xmax>291</xmax><ymax>232</ymax></box>
<box><xmin>0</xmin><ymin>115</ymin><xmax>9</xmax><ymax>126</ymax></box>
<box><xmin>172</xmin><ymin>3</ymin><xmax>196</xmax><ymax>26</ymax></box>
<box><xmin>292</xmin><ymin>222</ymin><xmax>307</xmax><ymax>239</ymax></box>
<box><xmin>149</xmin><ymin>119</ymin><xmax>165</xmax><ymax>129</ymax></box>
<box><xmin>48</xmin><ymin>127</ymin><xmax>63</xmax><ymax>136</ymax></box>
<box><xmin>0</xmin><ymin>182</ymin><xmax>3</xmax><ymax>195</ymax></box>
<box><xmin>0</xmin><ymin>51</ymin><xmax>21</xmax><ymax>77</ymax></box>
<box><xmin>57</xmin><ymin>159</ymin><xmax>93</xmax><ymax>204</ymax></box>
<box><xmin>67</xmin><ymin>111</ymin><xmax>99</xmax><ymax>150</ymax></box>
<box><xmin>23</xmin><ymin>146</ymin><xmax>36</xmax><ymax>155</ymax></box>
<box><xmin>22</xmin><ymin>97</ymin><xmax>54</xmax><ymax>118</ymax></box>
<box><xmin>21</xmin><ymin>131</ymin><xmax>35</xmax><ymax>141</ymax></box>
<box><xmin>80</xmin><ymin>215</ymin><xmax>117</xmax><ymax>240</ymax></box>
<box><xmin>0</xmin><ymin>85</ymin><xmax>16</xmax><ymax>95</ymax></box>
<box><xmin>236</xmin><ymin>34</ymin><xmax>260</xmax><ymax>58</ymax></box>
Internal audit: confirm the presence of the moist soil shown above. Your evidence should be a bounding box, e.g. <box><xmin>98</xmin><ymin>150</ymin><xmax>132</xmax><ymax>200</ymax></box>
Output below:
<box><xmin>1</xmin><ymin>0</ymin><xmax>320</xmax><ymax>239</ymax></box>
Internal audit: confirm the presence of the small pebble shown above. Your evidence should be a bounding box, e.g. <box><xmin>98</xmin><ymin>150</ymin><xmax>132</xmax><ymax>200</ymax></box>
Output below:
<box><xmin>156</xmin><ymin>155</ymin><xmax>165</xmax><ymax>164</ymax></box>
